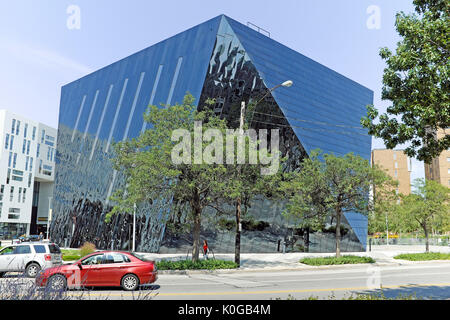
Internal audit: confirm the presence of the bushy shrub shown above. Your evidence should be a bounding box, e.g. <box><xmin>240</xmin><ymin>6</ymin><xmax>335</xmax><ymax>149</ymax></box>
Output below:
<box><xmin>156</xmin><ymin>259</ymin><xmax>238</xmax><ymax>270</ymax></box>
<box><xmin>394</xmin><ymin>252</ymin><xmax>450</xmax><ymax>261</ymax></box>
<box><xmin>299</xmin><ymin>255</ymin><xmax>375</xmax><ymax>266</ymax></box>
<box><xmin>79</xmin><ymin>242</ymin><xmax>96</xmax><ymax>257</ymax></box>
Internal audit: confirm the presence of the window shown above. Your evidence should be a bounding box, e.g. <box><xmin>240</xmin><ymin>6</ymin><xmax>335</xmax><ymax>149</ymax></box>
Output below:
<box><xmin>5</xmin><ymin>133</ymin><xmax>9</xmax><ymax>149</ymax></box>
<box><xmin>103</xmin><ymin>253</ymin><xmax>131</xmax><ymax>264</ymax></box>
<box><xmin>22</xmin><ymin>139</ymin><xmax>26</xmax><ymax>154</ymax></box>
<box><xmin>0</xmin><ymin>247</ymin><xmax>14</xmax><ymax>255</ymax></box>
<box><xmin>22</xmin><ymin>188</ymin><xmax>26</xmax><ymax>203</ymax></box>
<box><xmin>0</xmin><ymin>185</ymin><xmax>4</xmax><ymax>201</ymax></box>
<box><xmin>28</xmin><ymin>173</ymin><xmax>32</xmax><ymax>188</ymax></box>
<box><xmin>24</xmin><ymin>123</ymin><xmax>28</xmax><ymax>138</ymax></box>
<box><xmin>18</xmin><ymin>187</ymin><xmax>22</xmax><ymax>202</ymax></box>
<box><xmin>395</xmin><ymin>162</ymin><xmax>398</xmax><ymax>169</ymax></box>
<box><xmin>14</xmin><ymin>246</ymin><xmax>31</xmax><ymax>255</ymax></box>
<box><xmin>42</xmin><ymin>165</ymin><xmax>52</xmax><ymax>176</ymax></box>
<box><xmin>29</xmin><ymin>157</ymin><xmax>33</xmax><ymax>171</ymax></box>
<box><xmin>16</xmin><ymin>120</ymin><xmax>20</xmax><ymax>135</ymax></box>
<box><xmin>25</xmin><ymin>156</ymin><xmax>29</xmax><ymax>171</ymax></box>
<box><xmin>26</xmin><ymin>140</ymin><xmax>30</xmax><ymax>155</ymax></box>
<box><xmin>11</xmin><ymin>119</ymin><xmax>16</xmax><ymax>133</ymax></box>
<box><xmin>12</xmin><ymin>153</ymin><xmax>17</xmax><ymax>168</ymax></box>
<box><xmin>33</xmin><ymin>245</ymin><xmax>46</xmax><ymax>253</ymax></box>
<box><xmin>41</xmin><ymin>129</ymin><xmax>45</xmax><ymax>143</ymax></box>
<box><xmin>81</xmin><ymin>254</ymin><xmax>104</xmax><ymax>265</ymax></box>
<box><xmin>9</xmin><ymin>186</ymin><xmax>14</xmax><ymax>201</ymax></box>
<box><xmin>32</xmin><ymin>126</ymin><xmax>36</xmax><ymax>140</ymax></box>
<box><xmin>9</xmin><ymin>135</ymin><xmax>14</xmax><ymax>150</ymax></box>
<box><xmin>48</xmin><ymin>244</ymin><xmax>61</xmax><ymax>254</ymax></box>
<box><xmin>8</xmin><ymin>152</ymin><xmax>12</xmax><ymax>167</ymax></box>
<box><xmin>448</xmin><ymin>157</ymin><xmax>450</xmax><ymax>162</ymax></box>
<box><xmin>36</xmin><ymin>143</ymin><xmax>40</xmax><ymax>157</ymax></box>
<box><xmin>6</xmin><ymin>169</ymin><xmax>11</xmax><ymax>184</ymax></box>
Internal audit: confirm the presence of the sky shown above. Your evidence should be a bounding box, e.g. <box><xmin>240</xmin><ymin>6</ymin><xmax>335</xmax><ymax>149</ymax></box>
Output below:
<box><xmin>0</xmin><ymin>0</ymin><xmax>424</xmax><ymax>180</ymax></box>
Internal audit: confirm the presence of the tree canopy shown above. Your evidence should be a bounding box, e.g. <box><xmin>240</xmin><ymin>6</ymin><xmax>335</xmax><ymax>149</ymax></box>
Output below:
<box><xmin>361</xmin><ymin>0</ymin><xmax>449</xmax><ymax>163</ymax></box>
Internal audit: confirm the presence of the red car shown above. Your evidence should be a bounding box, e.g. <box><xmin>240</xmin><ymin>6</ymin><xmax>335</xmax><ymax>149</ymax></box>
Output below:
<box><xmin>35</xmin><ymin>251</ymin><xmax>158</xmax><ymax>291</ymax></box>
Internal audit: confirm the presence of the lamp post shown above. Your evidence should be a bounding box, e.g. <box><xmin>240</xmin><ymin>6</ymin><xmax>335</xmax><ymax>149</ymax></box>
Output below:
<box><xmin>132</xmin><ymin>203</ymin><xmax>136</xmax><ymax>252</ymax></box>
<box><xmin>248</xmin><ymin>80</ymin><xmax>293</xmax><ymax>126</ymax></box>
<box><xmin>47</xmin><ymin>197</ymin><xmax>52</xmax><ymax>241</ymax></box>
<box><xmin>235</xmin><ymin>80</ymin><xmax>293</xmax><ymax>266</ymax></box>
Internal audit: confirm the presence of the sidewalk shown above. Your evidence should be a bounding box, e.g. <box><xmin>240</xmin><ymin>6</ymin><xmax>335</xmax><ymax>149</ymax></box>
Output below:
<box><xmin>134</xmin><ymin>245</ymin><xmax>450</xmax><ymax>274</ymax></box>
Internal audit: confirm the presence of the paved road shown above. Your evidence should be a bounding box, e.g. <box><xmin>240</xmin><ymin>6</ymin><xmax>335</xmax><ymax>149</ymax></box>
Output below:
<box><xmin>3</xmin><ymin>261</ymin><xmax>441</xmax><ymax>300</ymax></box>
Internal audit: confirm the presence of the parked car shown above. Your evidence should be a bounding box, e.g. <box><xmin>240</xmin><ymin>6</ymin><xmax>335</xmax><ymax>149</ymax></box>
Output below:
<box><xmin>35</xmin><ymin>251</ymin><xmax>158</xmax><ymax>291</ymax></box>
<box><xmin>19</xmin><ymin>235</ymin><xmax>41</xmax><ymax>243</ymax></box>
<box><xmin>0</xmin><ymin>243</ymin><xmax>63</xmax><ymax>278</ymax></box>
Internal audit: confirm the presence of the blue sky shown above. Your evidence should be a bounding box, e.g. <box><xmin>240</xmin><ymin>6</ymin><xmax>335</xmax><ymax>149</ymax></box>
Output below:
<box><xmin>0</xmin><ymin>0</ymin><xmax>424</xmax><ymax>179</ymax></box>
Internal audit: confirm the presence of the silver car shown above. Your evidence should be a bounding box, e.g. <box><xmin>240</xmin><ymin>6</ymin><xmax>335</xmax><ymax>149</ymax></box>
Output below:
<box><xmin>0</xmin><ymin>242</ymin><xmax>63</xmax><ymax>278</ymax></box>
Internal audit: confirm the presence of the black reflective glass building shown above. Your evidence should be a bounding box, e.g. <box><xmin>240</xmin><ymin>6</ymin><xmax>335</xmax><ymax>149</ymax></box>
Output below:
<box><xmin>52</xmin><ymin>15</ymin><xmax>373</xmax><ymax>253</ymax></box>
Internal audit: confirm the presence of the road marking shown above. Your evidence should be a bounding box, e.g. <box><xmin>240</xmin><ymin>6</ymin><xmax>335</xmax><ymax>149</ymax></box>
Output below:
<box><xmin>67</xmin><ymin>282</ymin><xmax>450</xmax><ymax>298</ymax></box>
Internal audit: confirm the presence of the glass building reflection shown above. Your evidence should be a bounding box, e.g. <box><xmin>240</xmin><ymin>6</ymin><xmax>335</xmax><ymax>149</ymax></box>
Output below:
<box><xmin>52</xmin><ymin>15</ymin><xmax>373</xmax><ymax>253</ymax></box>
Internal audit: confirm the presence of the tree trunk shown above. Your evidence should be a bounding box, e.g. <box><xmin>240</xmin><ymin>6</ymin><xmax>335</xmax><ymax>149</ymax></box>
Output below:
<box><xmin>335</xmin><ymin>209</ymin><xmax>342</xmax><ymax>258</ymax></box>
<box><xmin>423</xmin><ymin>222</ymin><xmax>429</xmax><ymax>253</ymax></box>
<box><xmin>235</xmin><ymin>197</ymin><xmax>242</xmax><ymax>267</ymax></box>
<box><xmin>191</xmin><ymin>194</ymin><xmax>202</xmax><ymax>262</ymax></box>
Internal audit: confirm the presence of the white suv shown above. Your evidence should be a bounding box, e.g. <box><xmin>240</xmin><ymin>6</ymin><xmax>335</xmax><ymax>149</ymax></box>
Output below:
<box><xmin>0</xmin><ymin>242</ymin><xmax>63</xmax><ymax>278</ymax></box>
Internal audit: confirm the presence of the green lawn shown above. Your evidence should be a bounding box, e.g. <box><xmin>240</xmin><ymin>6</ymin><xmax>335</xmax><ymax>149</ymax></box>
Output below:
<box><xmin>393</xmin><ymin>252</ymin><xmax>450</xmax><ymax>261</ymax></box>
<box><xmin>299</xmin><ymin>255</ymin><xmax>375</xmax><ymax>266</ymax></box>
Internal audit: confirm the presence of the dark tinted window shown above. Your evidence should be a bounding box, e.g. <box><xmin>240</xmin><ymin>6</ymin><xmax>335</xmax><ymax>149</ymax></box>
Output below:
<box><xmin>48</xmin><ymin>244</ymin><xmax>61</xmax><ymax>254</ymax></box>
<box><xmin>103</xmin><ymin>253</ymin><xmax>131</xmax><ymax>264</ymax></box>
<box><xmin>33</xmin><ymin>245</ymin><xmax>46</xmax><ymax>253</ymax></box>
<box><xmin>14</xmin><ymin>245</ymin><xmax>31</xmax><ymax>254</ymax></box>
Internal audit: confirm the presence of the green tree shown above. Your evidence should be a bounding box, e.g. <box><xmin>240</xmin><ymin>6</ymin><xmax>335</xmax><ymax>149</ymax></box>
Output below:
<box><xmin>396</xmin><ymin>178</ymin><xmax>449</xmax><ymax>252</ymax></box>
<box><xmin>368</xmin><ymin>168</ymin><xmax>400</xmax><ymax>235</ymax></box>
<box><xmin>361</xmin><ymin>0</ymin><xmax>449</xmax><ymax>163</ymax></box>
<box><xmin>218</xmin><ymin>135</ymin><xmax>282</xmax><ymax>266</ymax></box>
<box><xmin>282</xmin><ymin>150</ymin><xmax>391</xmax><ymax>257</ymax></box>
<box><xmin>107</xmin><ymin>94</ymin><xmax>230</xmax><ymax>262</ymax></box>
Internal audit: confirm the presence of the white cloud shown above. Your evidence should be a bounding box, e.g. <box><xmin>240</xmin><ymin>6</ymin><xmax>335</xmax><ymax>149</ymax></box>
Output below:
<box><xmin>0</xmin><ymin>39</ymin><xmax>93</xmax><ymax>75</ymax></box>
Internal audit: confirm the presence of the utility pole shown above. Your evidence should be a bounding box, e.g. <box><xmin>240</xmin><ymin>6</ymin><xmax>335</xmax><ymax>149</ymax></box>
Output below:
<box><xmin>132</xmin><ymin>203</ymin><xmax>136</xmax><ymax>252</ymax></box>
<box><xmin>235</xmin><ymin>101</ymin><xmax>246</xmax><ymax>267</ymax></box>
<box><xmin>386</xmin><ymin>212</ymin><xmax>389</xmax><ymax>246</ymax></box>
<box><xmin>47</xmin><ymin>197</ymin><xmax>52</xmax><ymax>241</ymax></box>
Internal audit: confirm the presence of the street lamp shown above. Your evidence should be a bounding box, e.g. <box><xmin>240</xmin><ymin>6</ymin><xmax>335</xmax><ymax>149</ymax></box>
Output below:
<box><xmin>235</xmin><ymin>80</ymin><xmax>293</xmax><ymax>266</ymax></box>
<box><xmin>47</xmin><ymin>197</ymin><xmax>52</xmax><ymax>241</ymax></box>
<box><xmin>132</xmin><ymin>203</ymin><xmax>136</xmax><ymax>252</ymax></box>
<box><xmin>248</xmin><ymin>80</ymin><xmax>294</xmax><ymax>126</ymax></box>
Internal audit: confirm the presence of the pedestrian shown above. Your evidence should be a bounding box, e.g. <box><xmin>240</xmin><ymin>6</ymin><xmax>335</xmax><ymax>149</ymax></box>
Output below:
<box><xmin>203</xmin><ymin>240</ymin><xmax>209</xmax><ymax>260</ymax></box>
<box><xmin>39</xmin><ymin>232</ymin><xmax>44</xmax><ymax>241</ymax></box>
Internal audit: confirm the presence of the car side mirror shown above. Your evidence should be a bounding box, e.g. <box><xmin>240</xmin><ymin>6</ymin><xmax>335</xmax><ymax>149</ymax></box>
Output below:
<box><xmin>76</xmin><ymin>262</ymin><xmax>82</xmax><ymax>270</ymax></box>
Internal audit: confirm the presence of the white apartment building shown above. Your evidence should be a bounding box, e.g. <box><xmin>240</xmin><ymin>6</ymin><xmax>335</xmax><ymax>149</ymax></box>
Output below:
<box><xmin>0</xmin><ymin>109</ymin><xmax>56</xmax><ymax>239</ymax></box>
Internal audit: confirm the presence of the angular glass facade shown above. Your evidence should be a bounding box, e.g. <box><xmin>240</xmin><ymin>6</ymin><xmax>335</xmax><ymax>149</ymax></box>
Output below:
<box><xmin>52</xmin><ymin>15</ymin><xmax>373</xmax><ymax>253</ymax></box>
